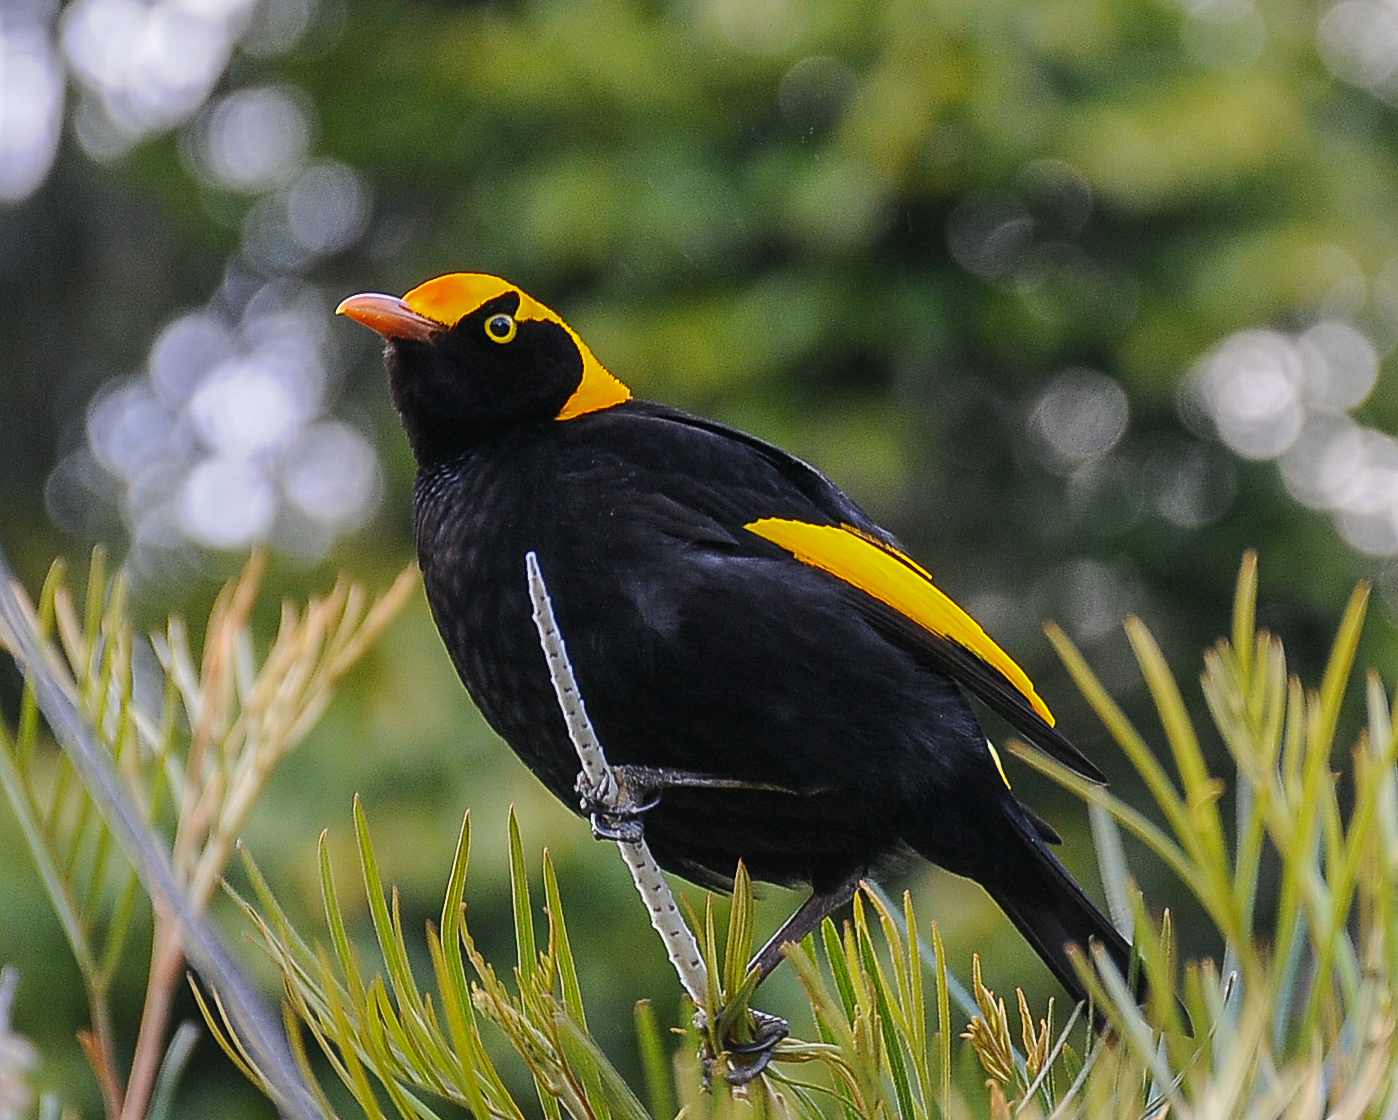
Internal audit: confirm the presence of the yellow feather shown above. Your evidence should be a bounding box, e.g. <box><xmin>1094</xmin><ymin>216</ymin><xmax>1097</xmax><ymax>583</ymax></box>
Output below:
<box><xmin>402</xmin><ymin>272</ymin><xmax>630</xmax><ymax>420</ymax></box>
<box><xmin>745</xmin><ymin>518</ymin><xmax>1054</xmax><ymax>726</ymax></box>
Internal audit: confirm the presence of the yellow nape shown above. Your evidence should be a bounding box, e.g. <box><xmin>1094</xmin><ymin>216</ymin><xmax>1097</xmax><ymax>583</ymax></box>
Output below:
<box><xmin>402</xmin><ymin>272</ymin><xmax>631</xmax><ymax>421</ymax></box>
<box><xmin>744</xmin><ymin>518</ymin><xmax>1054</xmax><ymax>726</ymax></box>
<box><xmin>554</xmin><ymin>359</ymin><xmax>631</xmax><ymax>420</ymax></box>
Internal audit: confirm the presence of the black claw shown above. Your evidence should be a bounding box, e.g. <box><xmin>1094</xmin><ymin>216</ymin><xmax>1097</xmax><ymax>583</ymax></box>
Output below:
<box><xmin>580</xmin><ymin>781</ymin><xmax>663</xmax><ymax>843</ymax></box>
<box><xmin>725</xmin><ymin>1048</ymin><xmax>776</xmax><ymax>1085</ymax></box>
<box><xmin>721</xmin><ymin>1010</ymin><xmax>789</xmax><ymax>1084</ymax></box>
<box><xmin>628</xmin><ymin>789</ymin><xmax>664</xmax><ymax>815</ymax></box>
<box><xmin>589</xmin><ymin>812</ymin><xmax>646</xmax><ymax>842</ymax></box>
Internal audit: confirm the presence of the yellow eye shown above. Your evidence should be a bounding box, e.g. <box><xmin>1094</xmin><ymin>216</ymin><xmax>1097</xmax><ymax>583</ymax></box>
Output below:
<box><xmin>485</xmin><ymin>313</ymin><xmax>517</xmax><ymax>344</ymax></box>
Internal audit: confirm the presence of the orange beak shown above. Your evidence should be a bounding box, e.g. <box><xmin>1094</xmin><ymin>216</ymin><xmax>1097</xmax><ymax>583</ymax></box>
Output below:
<box><xmin>336</xmin><ymin>292</ymin><xmax>442</xmax><ymax>343</ymax></box>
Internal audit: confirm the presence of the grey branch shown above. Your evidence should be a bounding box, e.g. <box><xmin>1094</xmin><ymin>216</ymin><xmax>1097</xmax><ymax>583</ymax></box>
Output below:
<box><xmin>525</xmin><ymin>551</ymin><xmax>709</xmax><ymax>1004</ymax></box>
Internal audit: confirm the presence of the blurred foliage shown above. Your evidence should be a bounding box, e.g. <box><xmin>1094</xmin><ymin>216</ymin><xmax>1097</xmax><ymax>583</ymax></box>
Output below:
<box><xmin>217</xmin><ymin>554</ymin><xmax>1398</xmax><ymax>1118</ymax></box>
<box><xmin>0</xmin><ymin>550</ymin><xmax>413</xmax><ymax>1118</ymax></box>
<box><xmin>9</xmin><ymin>0</ymin><xmax>1398</xmax><ymax>1113</ymax></box>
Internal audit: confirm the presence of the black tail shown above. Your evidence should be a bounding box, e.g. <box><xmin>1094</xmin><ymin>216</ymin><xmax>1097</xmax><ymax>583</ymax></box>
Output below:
<box><xmin>920</xmin><ymin>800</ymin><xmax>1136</xmax><ymax>1015</ymax></box>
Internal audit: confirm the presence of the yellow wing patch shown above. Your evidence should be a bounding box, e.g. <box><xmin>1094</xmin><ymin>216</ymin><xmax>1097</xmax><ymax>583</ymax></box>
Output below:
<box><xmin>745</xmin><ymin>518</ymin><xmax>1054</xmax><ymax>727</ymax></box>
<box><xmin>402</xmin><ymin>272</ymin><xmax>631</xmax><ymax>420</ymax></box>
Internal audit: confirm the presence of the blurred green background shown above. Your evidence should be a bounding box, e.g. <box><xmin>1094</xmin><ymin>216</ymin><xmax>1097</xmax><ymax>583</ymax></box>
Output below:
<box><xmin>5</xmin><ymin>0</ymin><xmax>1398</xmax><ymax>1112</ymax></box>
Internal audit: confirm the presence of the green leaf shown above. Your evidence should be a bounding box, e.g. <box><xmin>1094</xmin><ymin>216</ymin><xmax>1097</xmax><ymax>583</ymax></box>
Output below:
<box><xmin>555</xmin><ymin>1010</ymin><xmax>652</xmax><ymax>1120</ymax></box>
<box><xmin>1125</xmin><ymin>618</ymin><xmax>1229</xmax><ymax>897</ymax></box>
<box><xmin>1088</xmin><ymin>803</ymin><xmax>1133</xmax><ymax>941</ymax></box>
<box><xmin>1315</xmin><ymin>581</ymin><xmax>1369</xmax><ymax>755</ymax></box>
<box><xmin>822</xmin><ymin>917</ymin><xmax>858</xmax><ymax>1024</ymax></box>
<box><xmin>544</xmin><ymin>851</ymin><xmax>587</xmax><ymax>1029</ymax></box>
<box><xmin>1231</xmin><ymin>551</ymin><xmax>1257</xmax><ymax>682</ymax></box>
<box><xmin>633</xmin><ymin>1001</ymin><xmax>674</xmax><ymax>1120</ymax></box>
<box><xmin>931</xmin><ymin>922</ymin><xmax>950</xmax><ymax>1120</ymax></box>
<box><xmin>702</xmin><ymin>895</ymin><xmax>721</xmax><ymax>1052</ymax></box>
<box><xmin>321</xmin><ymin>823</ymin><xmax>365</xmax><ymax>1009</ymax></box>
<box><xmin>508</xmin><ymin>807</ymin><xmax>538</xmax><ymax>981</ymax></box>
<box><xmin>145</xmin><ymin>1021</ymin><xmax>202</xmax><ymax>1120</ymax></box>
<box><xmin>722</xmin><ymin>862</ymin><xmax>754</xmax><ymax>1006</ymax></box>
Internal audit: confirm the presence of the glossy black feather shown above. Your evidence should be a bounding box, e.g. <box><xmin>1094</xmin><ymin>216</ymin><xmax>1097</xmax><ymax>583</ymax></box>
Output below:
<box><xmin>373</xmin><ymin>290</ymin><xmax>1130</xmax><ymax>1008</ymax></box>
<box><xmin>620</xmin><ymin>407</ymin><xmax>1107</xmax><ymax>784</ymax></box>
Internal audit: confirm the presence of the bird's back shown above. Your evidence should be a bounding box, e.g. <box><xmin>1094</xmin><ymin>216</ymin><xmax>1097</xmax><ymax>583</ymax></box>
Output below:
<box><xmin>412</xmin><ymin>401</ymin><xmax>1007</xmax><ymax>892</ymax></box>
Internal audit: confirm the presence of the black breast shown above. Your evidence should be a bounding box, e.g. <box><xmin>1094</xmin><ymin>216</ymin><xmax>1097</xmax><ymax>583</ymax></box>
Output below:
<box><xmin>414</xmin><ymin>432</ymin><xmax>587</xmax><ymax>804</ymax></box>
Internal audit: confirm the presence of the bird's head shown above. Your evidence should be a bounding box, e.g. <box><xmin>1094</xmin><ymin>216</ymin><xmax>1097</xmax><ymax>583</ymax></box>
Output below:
<box><xmin>337</xmin><ymin>273</ymin><xmax>630</xmax><ymax>461</ymax></box>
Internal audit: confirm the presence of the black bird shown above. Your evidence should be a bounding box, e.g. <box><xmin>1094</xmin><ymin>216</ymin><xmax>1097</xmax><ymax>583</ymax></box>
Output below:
<box><xmin>339</xmin><ymin>272</ymin><xmax>1131</xmax><ymax>1020</ymax></box>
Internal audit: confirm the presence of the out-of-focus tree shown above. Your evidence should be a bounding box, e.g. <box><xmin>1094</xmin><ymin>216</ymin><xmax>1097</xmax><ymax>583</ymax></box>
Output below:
<box><xmin>7</xmin><ymin>0</ymin><xmax>1398</xmax><ymax>1112</ymax></box>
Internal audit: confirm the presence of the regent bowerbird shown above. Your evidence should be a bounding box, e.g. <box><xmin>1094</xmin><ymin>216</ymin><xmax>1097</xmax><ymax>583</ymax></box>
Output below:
<box><xmin>338</xmin><ymin>272</ymin><xmax>1133</xmax><ymax>1075</ymax></box>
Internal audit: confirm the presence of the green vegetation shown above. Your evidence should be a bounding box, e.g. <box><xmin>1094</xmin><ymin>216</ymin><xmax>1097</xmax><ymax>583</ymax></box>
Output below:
<box><xmin>0</xmin><ymin>553</ymin><xmax>414</xmax><ymax>1120</ymax></box>
<box><xmin>10</xmin><ymin>0</ymin><xmax>1398</xmax><ymax>1114</ymax></box>
<box><xmin>7</xmin><ymin>550</ymin><xmax>1398</xmax><ymax>1117</ymax></box>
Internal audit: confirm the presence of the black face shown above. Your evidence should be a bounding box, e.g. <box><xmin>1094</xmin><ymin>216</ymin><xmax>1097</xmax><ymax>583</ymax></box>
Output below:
<box><xmin>385</xmin><ymin>292</ymin><xmax>585</xmax><ymax>462</ymax></box>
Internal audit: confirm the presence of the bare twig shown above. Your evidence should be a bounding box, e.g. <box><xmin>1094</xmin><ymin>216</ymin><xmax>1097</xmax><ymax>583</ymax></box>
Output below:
<box><xmin>524</xmin><ymin>551</ymin><xmax>709</xmax><ymax>1004</ymax></box>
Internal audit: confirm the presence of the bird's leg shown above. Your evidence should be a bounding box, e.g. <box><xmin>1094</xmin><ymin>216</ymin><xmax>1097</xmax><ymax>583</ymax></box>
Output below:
<box><xmin>747</xmin><ymin>874</ymin><xmax>863</xmax><ymax>983</ymax></box>
<box><xmin>715</xmin><ymin>875</ymin><xmax>863</xmax><ymax>1085</ymax></box>
<box><xmin>578</xmin><ymin>764</ymin><xmax>812</xmax><ymax>843</ymax></box>
<box><xmin>611</xmin><ymin>765</ymin><xmax>813</xmax><ymax>796</ymax></box>
<box><xmin>576</xmin><ymin>766</ymin><xmax>661</xmax><ymax>843</ymax></box>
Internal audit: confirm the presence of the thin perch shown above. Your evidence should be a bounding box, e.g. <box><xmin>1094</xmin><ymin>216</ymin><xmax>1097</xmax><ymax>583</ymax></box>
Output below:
<box><xmin>525</xmin><ymin>550</ymin><xmax>709</xmax><ymax>1004</ymax></box>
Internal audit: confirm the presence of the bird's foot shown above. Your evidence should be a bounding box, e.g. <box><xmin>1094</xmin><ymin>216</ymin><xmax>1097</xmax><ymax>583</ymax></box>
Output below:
<box><xmin>586</xmin><ymin>808</ymin><xmax>652</xmax><ymax>843</ymax></box>
<box><xmin>577</xmin><ymin>769</ymin><xmax>661</xmax><ymax>843</ymax></box>
<box><xmin>714</xmin><ymin>1009</ymin><xmax>790</xmax><ymax>1085</ymax></box>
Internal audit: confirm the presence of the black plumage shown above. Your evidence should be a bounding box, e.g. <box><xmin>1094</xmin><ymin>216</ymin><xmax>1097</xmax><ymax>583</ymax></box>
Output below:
<box><xmin>338</xmin><ymin>273</ymin><xmax>1133</xmax><ymax>1012</ymax></box>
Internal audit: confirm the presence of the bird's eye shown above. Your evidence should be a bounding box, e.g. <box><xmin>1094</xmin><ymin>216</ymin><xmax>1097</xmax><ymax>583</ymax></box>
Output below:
<box><xmin>485</xmin><ymin>314</ymin><xmax>517</xmax><ymax>344</ymax></box>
